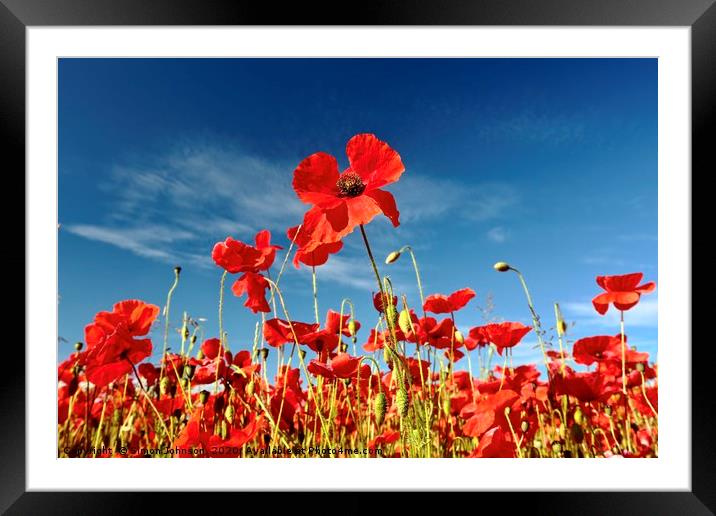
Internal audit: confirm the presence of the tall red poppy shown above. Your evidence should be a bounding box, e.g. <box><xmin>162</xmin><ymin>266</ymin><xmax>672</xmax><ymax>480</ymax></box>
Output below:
<box><xmin>423</xmin><ymin>288</ymin><xmax>476</xmax><ymax>314</ymax></box>
<box><xmin>591</xmin><ymin>272</ymin><xmax>655</xmax><ymax>315</ymax></box>
<box><xmin>81</xmin><ymin>300</ymin><xmax>159</xmax><ymax>388</ymax></box>
<box><xmin>572</xmin><ymin>335</ymin><xmax>621</xmax><ymax>366</ymax></box>
<box><xmin>292</xmin><ymin>133</ymin><xmax>404</xmax><ymax>247</ymax></box>
<box><xmin>483</xmin><ymin>321</ymin><xmax>532</xmax><ymax>355</ymax></box>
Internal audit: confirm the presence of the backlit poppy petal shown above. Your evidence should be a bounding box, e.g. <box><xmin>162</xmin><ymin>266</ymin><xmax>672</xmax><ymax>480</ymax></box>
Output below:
<box><xmin>345</xmin><ymin>133</ymin><xmax>405</xmax><ymax>190</ymax></box>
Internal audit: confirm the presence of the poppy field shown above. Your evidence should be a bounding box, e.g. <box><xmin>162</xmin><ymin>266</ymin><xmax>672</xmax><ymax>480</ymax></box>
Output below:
<box><xmin>58</xmin><ymin>134</ymin><xmax>658</xmax><ymax>458</ymax></box>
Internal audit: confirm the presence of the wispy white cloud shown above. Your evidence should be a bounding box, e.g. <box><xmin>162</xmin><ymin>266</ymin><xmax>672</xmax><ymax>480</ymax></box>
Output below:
<box><xmin>398</xmin><ymin>175</ymin><xmax>519</xmax><ymax>224</ymax></box>
<box><xmin>562</xmin><ymin>298</ymin><xmax>658</xmax><ymax>330</ymax></box>
<box><xmin>486</xmin><ymin>226</ymin><xmax>508</xmax><ymax>243</ymax></box>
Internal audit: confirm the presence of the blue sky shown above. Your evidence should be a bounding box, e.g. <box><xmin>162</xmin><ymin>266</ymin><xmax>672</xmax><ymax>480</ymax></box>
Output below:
<box><xmin>58</xmin><ymin>58</ymin><xmax>658</xmax><ymax>372</ymax></box>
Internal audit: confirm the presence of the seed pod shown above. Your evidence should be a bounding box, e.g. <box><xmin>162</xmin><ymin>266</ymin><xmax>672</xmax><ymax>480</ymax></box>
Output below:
<box><xmin>398</xmin><ymin>309</ymin><xmax>412</xmax><ymax>335</ymax></box>
<box><xmin>396</xmin><ymin>387</ymin><xmax>409</xmax><ymax>418</ymax></box>
<box><xmin>374</xmin><ymin>392</ymin><xmax>387</xmax><ymax>426</ymax></box>
<box><xmin>493</xmin><ymin>261</ymin><xmax>511</xmax><ymax>272</ymax></box>
<box><xmin>199</xmin><ymin>390</ymin><xmax>210</xmax><ymax>405</ymax></box>
<box><xmin>74</xmin><ymin>342</ymin><xmax>83</xmax><ymax>351</ymax></box>
<box><xmin>385</xmin><ymin>251</ymin><xmax>401</xmax><ymax>264</ymax></box>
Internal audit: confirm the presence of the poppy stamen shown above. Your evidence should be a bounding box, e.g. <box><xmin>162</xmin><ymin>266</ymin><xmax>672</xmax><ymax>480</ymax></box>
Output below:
<box><xmin>336</xmin><ymin>172</ymin><xmax>366</xmax><ymax>197</ymax></box>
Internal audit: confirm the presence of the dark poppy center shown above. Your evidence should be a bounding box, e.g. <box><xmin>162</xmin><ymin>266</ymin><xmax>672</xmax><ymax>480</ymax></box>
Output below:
<box><xmin>336</xmin><ymin>172</ymin><xmax>366</xmax><ymax>197</ymax></box>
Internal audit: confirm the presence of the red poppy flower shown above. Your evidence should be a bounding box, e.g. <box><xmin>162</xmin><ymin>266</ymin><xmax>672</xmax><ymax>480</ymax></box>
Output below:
<box><xmin>307</xmin><ymin>353</ymin><xmax>370</xmax><ymax>380</ymax></box>
<box><xmin>469</xmin><ymin>427</ymin><xmax>515</xmax><ymax>458</ymax></box>
<box><xmin>552</xmin><ymin>370</ymin><xmax>619</xmax><ymax>403</ymax></box>
<box><xmin>292</xmin><ymin>134</ymin><xmax>404</xmax><ymax>246</ymax></box>
<box><xmin>231</xmin><ymin>272</ymin><xmax>271</xmax><ymax>313</ymax></box>
<box><xmin>287</xmin><ymin>207</ymin><xmax>344</xmax><ymax>267</ymax></box>
<box><xmin>263</xmin><ymin>318</ymin><xmax>320</xmax><ymax>347</ymax></box>
<box><xmin>572</xmin><ymin>335</ymin><xmax>621</xmax><ymax>366</ymax></box>
<box><xmin>200</xmin><ymin>338</ymin><xmax>222</xmax><ymax>360</ymax></box>
<box><xmin>466</xmin><ymin>325</ymin><xmax>490</xmax><ymax>350</ymax></box>
<box><xmin>83</xmin><ymin>324</ymin><xmax>153</xmax><ymax>387</ymax></box>
<box><xmin>423</xmin><ymin>288</ymin><xmax>476</xmax><ymax>314</ymax></box>
<box><xmin>362</xmin><ymin>328</ymin><xmax>386</xmax><ymax>352</ymax></box>
<box><xmin>483</xmin><ymin>322</ymin><xmax>532</xmax><ymax>355</ymax></box>
<box><xmin>373</xmin><ymin>292</ymin><xmax>398</xmax><ymax>313</ymax></box>
<box><xmin>81</xmin><ymin>300</ymin><xmax>160</xmax><ymax>387</ymax></box>
<box><xmin>592</xmin><ymin>272</ymin><xmax>655</xmax><ymax>315</ymax></box>
<box><xmin>212</xmin><ymin>230</ymin><xmax>282</xmax><ymax>274</ymax></box>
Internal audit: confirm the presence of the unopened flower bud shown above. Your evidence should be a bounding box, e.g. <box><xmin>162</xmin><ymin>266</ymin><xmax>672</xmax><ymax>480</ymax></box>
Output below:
<box><xmin>374</xmin><ymin>392</ymin><xmax>387</xmax><ymax>426</ymax></box>
<box><xmin>385</xmin><ymin>251</ymin><xmax>401</xmax><ymax>264</ymax></box>
<box><xmin>224</xmin><ymin>405</ymin><xmax>234</xmax><ymax>422</ymax></box>
<box><xmin>246</xmin><ymin>381</ymin><xmax>255</xmax><ymax>397</ymax></box>
<box><xmin>493</xmin><ymin>261</ymin><xmax>511</xmax><ymax>272</ymax></box>
<box><xmin>196</xmin><ymin>349</ymin><xmax>204</xmax><ymax>360</ymax></box>
<box><xmin>557</xmin><ymin>320</ymin><xmax>568</xmax><ymax>337</ymax></box>
<box><xmin>385</xmin><ymin>304</ymin><xmax>398</xmax><ymax>328</ymax></box>
<box><xmin>298</xmin><ymin>349</ymin><xmax>307</xmax><ymax>361</ymax></box>
<box><xmin>398</xmin><ymin>309</ymin><xmax>412</xmax><ymax>335</ymax></box>
<box><xmin>220</xmin><ymin>420</ymin><xmax>228</xmax><ymax>439</ymax></box>
<box><xmin>552</xmin><ymin>442</ymin><xmax>562</xmax><ymax>454</ymax></box>
<box><xmin>174</xmin><ymin>266</ymin><xmax>182</xmax><ymax>276</ymax></box>
<box><xmin>636</xmin><ymin>362</ymin><xmax>645</xmax><ymax>373</ymax></box>
<box><xmin>340</xmin><ymin>342</ymin><xmax>348</xmax><ymax>353</ymax></box>
<box><xmin>520</xmin><ymin>420</ymin><xmax>530</xmax><ymax>433</ymax></box>
<box><xmin>504</xmin><ymin>406</ymin><xmax>511</xmax><ymax>416</ymax></box>
<box><xmin>605</xmin><ymin>405</ymin><xmax>612</xmax><ymax>417</ymax></box>
<box><xmin>260</xmin><ymin>348</ymin><xmax>269</xmax><ymax>361</ymax></box>
<box><xmin>574</xmin><ymin>408</ymin><xmax>584</xmax><ymax>425</ymax></box>
<box><xmin>454</xmin><ymin>330</ymin><xmax>464</xmax><ymax>345</ymax></box>
<box><xmin>347</xmin><ymin>320</ymin><xmax>358</xmax><ymax>337</ymax></box>
<box><xmin>199</xmin><ymin>390</ymin><xmax>210</xmax><ymax>405</ymax></box>
<box><xmin>74</xmin><ymin>342</ymin><xmax>83</xmax><ymax>351</ymax></box>
<box><xmin>396</xmin><ymin>388</ymin><xmax>409</xmax><ymax>418</ymax></box>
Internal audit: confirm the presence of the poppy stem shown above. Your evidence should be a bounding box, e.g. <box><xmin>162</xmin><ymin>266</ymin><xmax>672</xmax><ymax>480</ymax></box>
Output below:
<box><xmin>215</xmin><ymin>270</ymin><xmax>228</xmax><ymax>395</ymax></box>
<box><xmin>511</xmin><ymin>268</ymin><xmax>551</xmax><ymax>380</ymax></box>
<box><xmin>159</xmin><ymin>267</ymin><xmax>181</xmax><ymax>382</ymax></box>
<box><xmin>620</xmin><ymin>310</ymin><xmax>627</xmax><ymax>394</ymax></box>
<box><xmin>311</xmin><ymin>263</ymin><xmax>320</xmax><ymax>324</ymax></box>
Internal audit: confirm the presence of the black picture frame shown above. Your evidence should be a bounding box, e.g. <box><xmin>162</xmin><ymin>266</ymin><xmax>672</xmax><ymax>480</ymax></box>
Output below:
<box><xmin>3</xmin><ymin>1</ymin><xmax>710</xmax><ymax>513</ymax></box>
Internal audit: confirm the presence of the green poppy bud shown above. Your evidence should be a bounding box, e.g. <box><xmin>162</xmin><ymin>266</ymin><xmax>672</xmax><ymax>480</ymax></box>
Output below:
<box><xmin>398</xmin><ymin>309</ymin><xmax>412</xmax><ymax>335</ymax></box>
<box><xmin>493</xmin><ymin>261</ymin><xmax>511</xmax><ymax>272</ymax></box>
<box><xmin>396</xmin><ymin>388</ymin><xmax>409</xmax><ymax>418</ymax></box>
<box><xmin>374</xmin><ymin>392</ymin><xmax>387</xmax><ymax>426</ymax></box>
<box><xmin>385</xmin><ymin>251</ymin><xmax>401</xmax><ymax>264</ymax></box>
